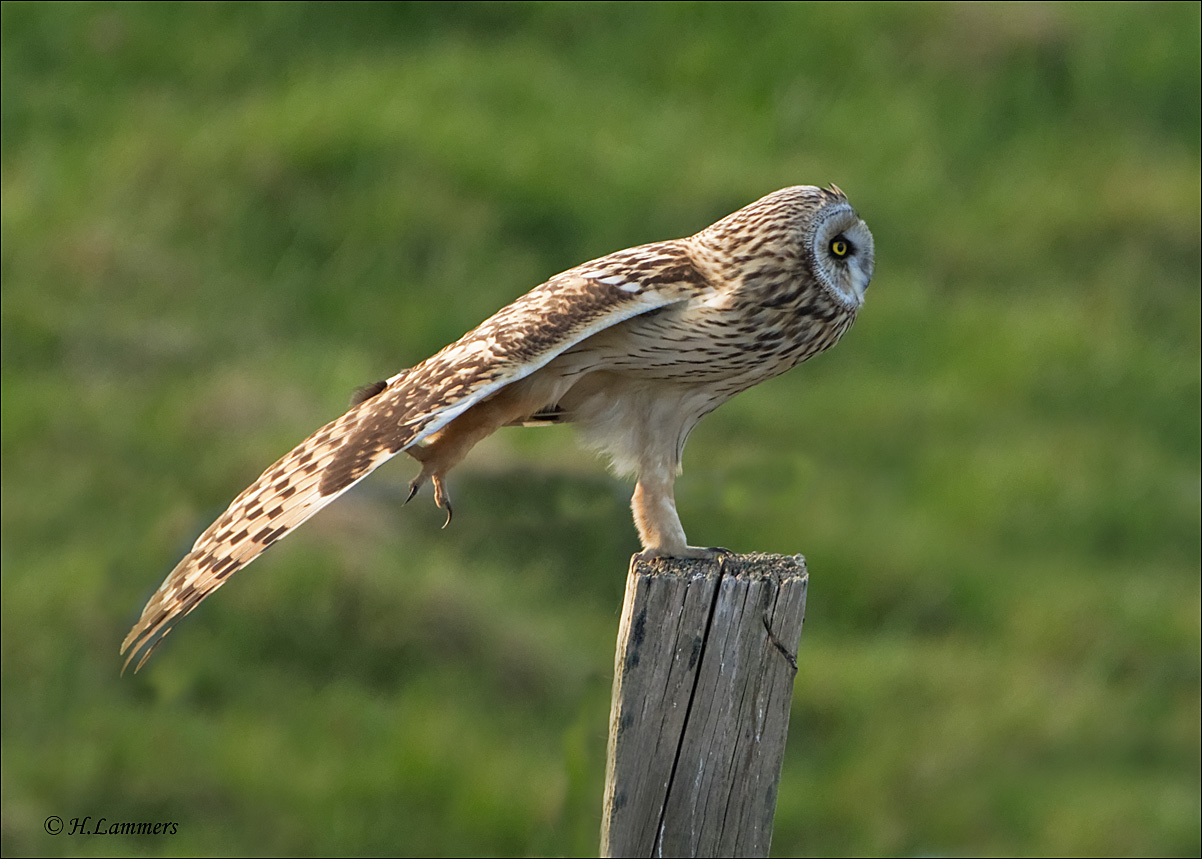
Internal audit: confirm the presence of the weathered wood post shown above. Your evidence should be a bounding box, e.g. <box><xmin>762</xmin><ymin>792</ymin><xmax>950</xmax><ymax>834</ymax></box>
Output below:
<box><xmin>601</xmin><ymin>553</ymin><xmax>808</xmax><ymax>858</ymax></box>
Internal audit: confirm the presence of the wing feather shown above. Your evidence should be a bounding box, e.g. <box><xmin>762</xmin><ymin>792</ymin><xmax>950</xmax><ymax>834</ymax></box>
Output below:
<box><xmin>122</xmin><ymin>242</ymin><xmax>709</xmax><ymax>671</ymax></box>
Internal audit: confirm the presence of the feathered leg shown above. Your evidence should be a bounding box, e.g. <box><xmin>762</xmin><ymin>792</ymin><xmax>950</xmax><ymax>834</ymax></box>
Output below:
<box><xmin>631</xmin><ymin>470</ymin><xmax>724</xmax><ymax>559</ymax></box>
<box><xmin>404</xmin><ymin>381</ymin><xmax>549</xmax><ymax>524</ymax></box>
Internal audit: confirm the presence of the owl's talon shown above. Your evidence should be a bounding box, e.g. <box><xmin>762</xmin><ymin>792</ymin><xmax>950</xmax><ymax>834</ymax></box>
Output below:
<box><xmin>635</xmin><ymin>545</ymin><xmax>730</xmax><ymax>561</ymax></box>
<box><xmin>431</xmin><ymin>475</ymin><xmax>453</xmax><ymax>528</ymax></box>
<box><xmin>405</xmin><ymin>470</ymin><xmax>453</xmax><ymax>526</ymax></box>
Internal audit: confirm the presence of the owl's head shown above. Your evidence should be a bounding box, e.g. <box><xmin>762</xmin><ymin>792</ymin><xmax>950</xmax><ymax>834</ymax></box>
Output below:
<box><xmin>697</xmin><ymin>185</ymin><xmax>874</xmax><ymax>312</ymax></box>
<box><xmin>800</xmin><ymin>185</ymin><xmax>874</xmax><ymax>310</ymax></box>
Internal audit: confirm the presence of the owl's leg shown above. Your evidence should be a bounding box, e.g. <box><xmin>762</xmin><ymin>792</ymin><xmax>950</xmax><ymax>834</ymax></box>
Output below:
<box><xmin>405</xmin><ymin>445</ymin><xmax>455</xmax><ymax>526</ymax></box>
<box><xmin>631</xmin><ymin>469</ymin><xmax>725</xmax><ymax>560</ymax></box>
<box><xmin>567</xmin><ymin>377</ymin><xmax>728</xmax><ymax>559</ymax></box>
<box><xmin>405</xmin><ymin>384</ymin><xmax>546</xmax><ymax>526</ymax></box>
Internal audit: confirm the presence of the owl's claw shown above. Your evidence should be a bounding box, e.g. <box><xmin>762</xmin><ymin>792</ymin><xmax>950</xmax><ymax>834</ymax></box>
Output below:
<box><xmin>432</xmin><ymin>475</ymin><xmax>453</xmax><ymax>528</ymax></box>
<box><xmin>406</xmin><ymin>470</ymin><xmax>453</xmax><ymax>527</ymax></box>
<box><xmin>635</xmin><ymin>545</ymin><xmax>732</xmax><ymax>561</ymax></box>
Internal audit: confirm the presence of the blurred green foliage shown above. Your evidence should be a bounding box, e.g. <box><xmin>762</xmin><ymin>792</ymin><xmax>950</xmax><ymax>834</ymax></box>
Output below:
<box><xmin>2</xmin><ymin>2</ymin><xmax>1198</xmax><ymax>856</ymax></box>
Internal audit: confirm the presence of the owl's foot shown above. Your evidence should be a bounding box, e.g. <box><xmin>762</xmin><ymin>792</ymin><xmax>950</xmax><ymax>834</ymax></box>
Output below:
<box><xmin>635</xmin><ymin>545</ymin><xmax>733</xmax><ymax>561</ymax></box>
<box><xmin>632</xmin><ymin>478</ymin><xmax>732</xmax><ymax>561</ymax></box>
<box><xmin>402</xmin><ymin>388</ymin><xmax>551</xmax><ymax>530</ymax></box>
<box><xmin>405</xmin><ymin>468</ymin><xmax>453</xmax><ymax>528</ymax></box>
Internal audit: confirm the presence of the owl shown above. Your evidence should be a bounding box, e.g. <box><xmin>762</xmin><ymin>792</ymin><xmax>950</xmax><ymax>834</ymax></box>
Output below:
<box><xmin>122</xmin><ymin>185</ymin><xmax>874</xmax><ymax>671</ymax></box>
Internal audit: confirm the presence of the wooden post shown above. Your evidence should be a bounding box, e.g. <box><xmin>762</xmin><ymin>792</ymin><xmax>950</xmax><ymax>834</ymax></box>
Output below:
<box><xmin>601</xmin><ymin>553</ymin><xmax>808</xmax><ymax>858</ymax></box>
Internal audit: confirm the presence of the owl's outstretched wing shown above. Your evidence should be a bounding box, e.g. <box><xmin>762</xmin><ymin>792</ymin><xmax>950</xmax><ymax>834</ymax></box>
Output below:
<box><xmin>121</xmin><ymin>248</ymin><xmax>709</xmax><ymax>672</ymax></box>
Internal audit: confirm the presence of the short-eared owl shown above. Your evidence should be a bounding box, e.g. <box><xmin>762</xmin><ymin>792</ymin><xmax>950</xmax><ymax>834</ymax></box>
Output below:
<box><xmin>123</xmin><ymin>185</ymin><xmax>874</xmax><ymax>671</ymax></box>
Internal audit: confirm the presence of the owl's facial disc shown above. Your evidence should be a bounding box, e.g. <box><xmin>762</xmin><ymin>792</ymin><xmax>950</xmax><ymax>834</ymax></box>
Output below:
<box><xmin>809</xmin><ymin>203</ymin><xmax>874</xmax><ymax>309</ymax></box>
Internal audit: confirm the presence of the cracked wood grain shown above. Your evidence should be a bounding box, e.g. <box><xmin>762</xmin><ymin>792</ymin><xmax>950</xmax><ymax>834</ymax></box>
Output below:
<box><xmin>602</xmin><ymin>553</ymin><xmax>808</xmax><ymax>858</ymax></box>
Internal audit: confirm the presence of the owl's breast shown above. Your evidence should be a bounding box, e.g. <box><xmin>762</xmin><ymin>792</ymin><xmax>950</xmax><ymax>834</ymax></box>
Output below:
<box><xmin>554</xmin><ymin>295</ymin><xmax>856</xmax><ymax>398</ymax></box>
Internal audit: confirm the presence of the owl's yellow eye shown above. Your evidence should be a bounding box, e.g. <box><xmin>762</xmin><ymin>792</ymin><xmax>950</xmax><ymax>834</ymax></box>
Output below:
<box><xmin>830</xmin><ymin>237</ymin><xmax>851</xmax><ymax>258</ymax></box>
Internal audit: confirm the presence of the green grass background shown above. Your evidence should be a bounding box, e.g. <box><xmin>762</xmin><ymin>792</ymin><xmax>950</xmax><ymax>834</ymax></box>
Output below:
<box><xmin>2</xmin><ymin>2</ymin><xmax>1198</xmax><ymax>855</ymax></box>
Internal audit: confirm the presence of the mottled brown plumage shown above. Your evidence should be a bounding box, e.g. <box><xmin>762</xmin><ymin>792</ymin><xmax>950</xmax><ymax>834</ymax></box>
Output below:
<box><xmin>122</xmin><ymin>185</ymin><xmax>874</xmax><ymax>671</ymax></box>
